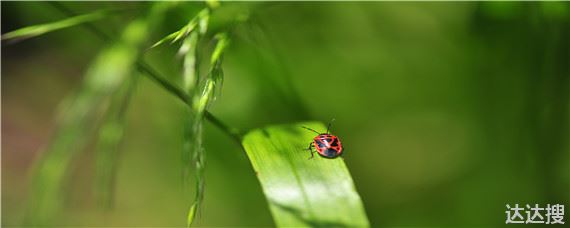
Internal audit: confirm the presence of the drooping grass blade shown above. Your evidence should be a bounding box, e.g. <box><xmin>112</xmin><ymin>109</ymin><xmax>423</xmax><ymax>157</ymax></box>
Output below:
<box><xmin>242</xmin><ymin>122</ymin><xmax>370</xmax><ymax>227</ymax></box>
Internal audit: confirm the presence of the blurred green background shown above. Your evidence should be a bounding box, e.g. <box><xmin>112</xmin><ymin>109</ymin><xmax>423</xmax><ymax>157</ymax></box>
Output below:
<box><xmin>2</xmin><ymin>1</ymin><xmax>569</xmax><ymax>227</ymax></box>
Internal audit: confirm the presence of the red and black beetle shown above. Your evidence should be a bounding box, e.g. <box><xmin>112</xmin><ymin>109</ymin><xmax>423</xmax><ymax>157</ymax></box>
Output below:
<box><xmin>302</xmin><ymin>121</ymin><xmax>343</xmax><ymax>159</ymax></box>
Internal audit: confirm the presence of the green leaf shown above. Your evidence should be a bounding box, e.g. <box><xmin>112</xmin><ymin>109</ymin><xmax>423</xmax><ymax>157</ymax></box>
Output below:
<box><xmin>1</xmin><ymin>10</ymin><xmax>108</xmax><ymax>42</ymax></box>
<box><xmin>242</xmin><ymin>122</ymin><xmax>370</xmax><ymax>227</ymax></box>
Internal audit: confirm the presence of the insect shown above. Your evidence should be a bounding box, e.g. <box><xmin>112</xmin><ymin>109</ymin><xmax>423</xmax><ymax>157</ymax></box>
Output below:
<box><xmin>302</xmin><ymin>120</ymin><xmax>343</xmax><ymax>159</ymax></box>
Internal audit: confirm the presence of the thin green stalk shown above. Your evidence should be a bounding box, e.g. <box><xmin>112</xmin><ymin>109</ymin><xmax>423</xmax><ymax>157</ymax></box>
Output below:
<box><xmin>136</xmin><ymin>62</ymin><xmax>190</xmax><ymax>102</ymax></box>
<box><xmin>204</xmin><ymin>112</ymin><xmax>242</xmax><ymax>142</ymax></box>
<box><xmin>136</xmin><ymin>61</ymin><xmax>242</xmax><ymax>142</ymax></box>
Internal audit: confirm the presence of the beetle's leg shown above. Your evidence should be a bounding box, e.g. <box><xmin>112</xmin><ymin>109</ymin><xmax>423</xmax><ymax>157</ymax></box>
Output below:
<box><xmin>305</xmin><ymin>142</ymin><xmax>313</xmax><ymax>151</ymax></box>
<box><xmin>306</xmin><ymin>142</ymin><xmax>316</xmax><ymax>159</ymax></box>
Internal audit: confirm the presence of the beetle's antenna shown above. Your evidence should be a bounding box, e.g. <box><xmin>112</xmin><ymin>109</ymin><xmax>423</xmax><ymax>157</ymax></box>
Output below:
<box><xmin>301</xmin><ymin>126</ymin><xmax>321</xmax><ymax>134</ymax></box>
<box><xmin>326</xmin><ymin>118</ymin><xmax>336</xmax><ymax>134</ymax></box>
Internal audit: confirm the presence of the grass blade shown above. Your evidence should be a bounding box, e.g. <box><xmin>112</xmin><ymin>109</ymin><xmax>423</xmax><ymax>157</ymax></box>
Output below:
<box><xmin>27</xmin><ymin>23</ymin><xmax>145</xmax><ymax>224</ymax></box>
<box><xmin>25</xmin><ymin>3</ymin><xmax>173</xmax><ymax>223</ymax></box>
<box><xmin>242</xmin><ymin>122</ymin><xmax>370</xmax><ymax>227</ymax></box>
<box><xmin>2</xmin><ymin>10</ymin><xmax>108</xmax><ymax>42</ymax></box>
<box><xmin>94</xmin><ymin>73</ymin><xmax>137</xmax><ymax>209</ymax></box>
<box><xmin>27</xmin><ymin>36</ymin><xmax>140</xmax><ymax>225</ymax></box>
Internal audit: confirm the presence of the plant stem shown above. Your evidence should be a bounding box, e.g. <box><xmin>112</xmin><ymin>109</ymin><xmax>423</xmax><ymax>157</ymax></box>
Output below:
<box><xmin>138</xmin><ymin>62</ymin><xmax>243</xmax><ymax>143</ymax></box>
<box><xmin>204</xmin><ymin>112</ymin><xmax>242</xmax><ymax>143</ymax></box>
<box><xmin>49</xmin><ymin>2</ymin><xmax>242</xmax><ymax>143</ymax></box>
<box><xmin>136</xmin><ymin>62</ymin><xmax>190</xmax><ymax>102</ymax></box>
